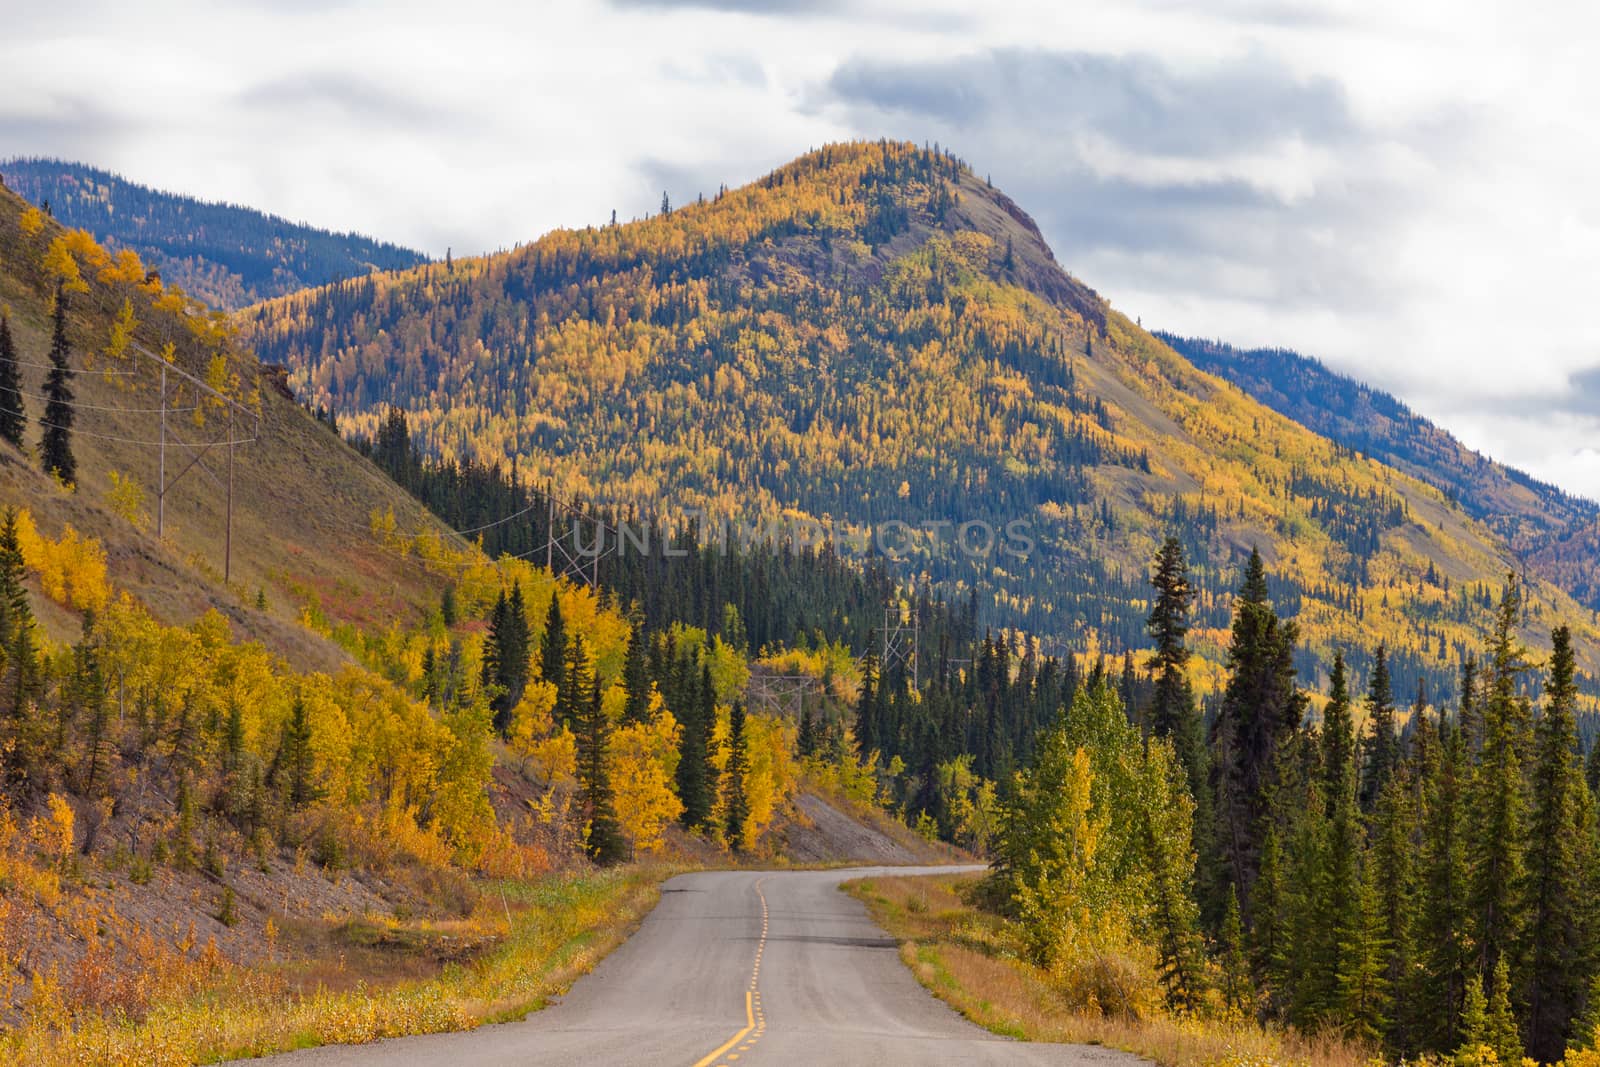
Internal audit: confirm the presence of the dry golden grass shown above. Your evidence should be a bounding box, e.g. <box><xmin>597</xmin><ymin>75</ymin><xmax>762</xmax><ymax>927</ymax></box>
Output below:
<box><xmin>846</xmin><ymin>874</ymin><xmax>1376</xmax><ymax>1067</ymax></box>
<box><xmin>3</xmin><ymin>865</ymin><xmax>673</xmax><ymax>1067</ymax></box>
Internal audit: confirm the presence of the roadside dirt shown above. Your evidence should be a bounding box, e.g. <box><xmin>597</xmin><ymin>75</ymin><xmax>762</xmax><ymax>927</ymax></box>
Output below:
<box><xmin>771</xmin><ymin>793</ymin><xmax>965</xmax><ymax>866</ymax></box>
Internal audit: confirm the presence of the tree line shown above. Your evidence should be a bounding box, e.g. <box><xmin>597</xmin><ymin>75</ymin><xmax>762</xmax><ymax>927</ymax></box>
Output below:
<box><xmin>989</xmin><ymin>536</ymin><xmax>1600</xmax><ymax>1063</ymax></box>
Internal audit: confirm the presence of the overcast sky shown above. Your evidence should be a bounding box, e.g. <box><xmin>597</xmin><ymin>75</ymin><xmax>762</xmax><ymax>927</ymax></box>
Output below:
<box><xmin>3</xmin><ymin>0</ymin><xmax>1598</xmax><ymax>499</ymax></box>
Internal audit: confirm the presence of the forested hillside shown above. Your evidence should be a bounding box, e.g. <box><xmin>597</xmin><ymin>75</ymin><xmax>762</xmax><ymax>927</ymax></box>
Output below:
<box><xmin>1161</xmin><ymin>333</ymin><xmax>1600</xmax><ymax>610</ymax></box>
<box><xmin>0</xmin><ymin>159</ymin><xmax>427</xmax><ymax>310</ymax></box>
<box><xmin>0</xmin><ymin>178</ymin><xmax>818</xmax><ymax>1058</ymax></box>
<box><xmin>242</xmin><ymin>140</ymin><xmax>1600</xmax><ymax>703</ymax></box>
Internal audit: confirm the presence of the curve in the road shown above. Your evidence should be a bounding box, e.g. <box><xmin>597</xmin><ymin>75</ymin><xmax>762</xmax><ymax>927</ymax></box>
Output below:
<box><xmin>247</xmin><ymin>865</ymin><xmax>1148</xmax><ymax>1067</ymax></box>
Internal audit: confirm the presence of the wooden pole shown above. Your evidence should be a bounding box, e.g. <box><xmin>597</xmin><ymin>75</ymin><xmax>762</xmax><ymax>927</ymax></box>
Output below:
<box><xmin>225</xmin><ymin>406</ymin><xmax>234</xmax><ymax>584</ymax></box>
<box><xmin>157</xmin><ymin>362</ymin><xmax>166</xmax><ymax>539</ymax></box>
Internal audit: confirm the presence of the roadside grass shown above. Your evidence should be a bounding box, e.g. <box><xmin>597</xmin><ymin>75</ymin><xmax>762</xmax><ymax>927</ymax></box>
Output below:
<box><xmin>845</xmin><ymin>873</ymin><xmax>1373</xmax><ymax>1067</ymax></box>
<box><xmin>4</xmin><ymin>865</ymin><xmax>672</xmax><ymax>1067</ymax></box>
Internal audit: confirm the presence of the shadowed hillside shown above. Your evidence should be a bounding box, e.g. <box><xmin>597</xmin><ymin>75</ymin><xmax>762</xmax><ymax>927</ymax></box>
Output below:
<box><xmin>0</xmin><ymin>158</ymin><xmax>427</xmax><ymax>311</ymax></box>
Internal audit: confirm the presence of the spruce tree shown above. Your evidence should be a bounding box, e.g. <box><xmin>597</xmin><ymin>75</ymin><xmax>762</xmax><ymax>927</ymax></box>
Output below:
<box><xmin>1572</xmin><ymin>973</ymin><xmax>1600</xmax><ymax>1051</ymax></box>
<box><xmin>1458</xmin><ymin>972</ymin><xmax>1490</xmax><ymax>1060</ymax></box>
<box><xmin>797</xmin><ymin>703</ymin><xmax>817</xmax><ymax>759</ymax></box>
<box><xmin>1469</xmin><ymin>580</ymin><xmax>1529</xmax><ymax>981</ymax></box>
<box><xmin>1312</xmin><ymin>651</ymin><xmax>1385</xmax><ymax>1041</ymax></box>
<box><xmin>0</xmin><ymin>508</ymin><xmax>41</xmax><ymax>787</ymax></box>
<box><xmin>279</xmin><ymin>696</ymin><xmax>317</xmax><ymax>813</ymax></box>
<box><xmin>1522</xmin><ymin>625</ymin><xmax>1588</xmax><ymax>1063</ymax></box>
<box><xmin>1459</xmin><ymin>656</ymin><xmax>1481</xmax><ymax>754</ymax></box>
<box><xmin>855</xmin><ymin>654</ymin><xmax>879</xmax><ymax>757</ymax></box>
<box><xmin>40</xmin><ymin>287</ymin><xmax>75</xmax><ymax>485</ymax></box>
<box><xmin>1486</xmin><ymin>955</ymin><xmax>1524</xmax><ymax>1066</ymax></box>
<box><xmin>481</xmin><ymin>589</ymin><xmax>508</xmax><ymax>727</ymax></box>
<box><xmin>1360</xmin><ymin>644</ymin><xmax>1397</xmax><ymax>813</ymax></box>
<box><xmin>540</xmin><ymin>591</ymin><xmax>566</xmax><ymax>690</ymax></box>
<box><xmin>621</xmin><ymin>620</ymin><xmax>650</xmax><ymax>725</ymax></box>
<box><xmin>1321</xmin><ymin>654</ymin><xmax>1356</xmax><ymax>816</ymax></box>
<box><xmin>676</xmin><ymin>663</ymin><xmax>715</xmax><ymax>829</ymax></box>
<box><xmin>575</xmin><ymin>641</ymin><xmax>625</xmax><ymax>864</ymax></box>
<box><xmin>1370</xmin><ymin>774</ymin><xmax>1417</xmax><ymax>1053</ymax></box>
<box><xmin>723</xmin><ymin>701</ymin><xmax>751</xmax><ymax>851</ymax></box>
<box><xmin>505</xmin><ymin>583</ymin><xmax>530</xmax><ymax>692</ymax></box>
<box><xmin>1219</xmin><ymin>886</ymin><xmax>1253</xmax><ymax>1013</ymax></box>
<box><xmin>73</xmin><ymin>611</ymin><xmax>111</xmax><ymax>797</ymax></box>
<box><xmin>1418</xmin><ymin>713</ymin><xmax>1474</xmax><ymax>1051</ymax></box>
<box><xmin>1147</xmin><ymin>535</ymin><xmax>1208</xmax><ymax>817</ymax></box>
<box><xmin>1250</xmin><ymin>820</ymin><xmax>1291</xmax><ymax>1007</ymax></box>
<box><xmin>0</xmin><ymin>312</ymin><xmax>24</xmax><ymax>449</ymax></box>
<box><xmin>1210</xmin><ymin>548</ymin><xmax>1304</xmax><ymax>912</ymax></box>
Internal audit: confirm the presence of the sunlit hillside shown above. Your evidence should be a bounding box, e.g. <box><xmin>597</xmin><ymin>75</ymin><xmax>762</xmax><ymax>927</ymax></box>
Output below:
<box><xmin>239</xmin><ymin>141</ymin><xmax>1600</xmax><ymax>698</ymax></box>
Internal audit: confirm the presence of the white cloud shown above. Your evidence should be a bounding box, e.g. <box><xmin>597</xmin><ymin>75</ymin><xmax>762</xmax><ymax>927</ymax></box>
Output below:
<box><xmin>2</xmin><ymin>0</ymin><xmax>1597</xmax><ymax>496</ymax></box>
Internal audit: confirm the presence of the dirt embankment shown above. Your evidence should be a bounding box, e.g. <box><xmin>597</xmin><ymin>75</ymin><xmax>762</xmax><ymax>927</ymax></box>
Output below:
<box><xmin>771</xmin><ymin>793</ymin><xmax>968</xmax><ymax>866</ymax></box>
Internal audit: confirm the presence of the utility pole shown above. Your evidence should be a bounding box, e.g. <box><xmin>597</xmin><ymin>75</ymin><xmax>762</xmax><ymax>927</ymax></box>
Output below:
<box><xmin>225</xmin><ymin>406</ymin><xmax>234</xmax><ymax>584</ymax></box>
<box><xmin>157</xmin><ymin>362</ymin><xmax>167</xmax><ymax>539</ymax></box>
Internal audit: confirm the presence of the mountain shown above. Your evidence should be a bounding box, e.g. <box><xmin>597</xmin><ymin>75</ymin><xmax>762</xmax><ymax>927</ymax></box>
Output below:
<box><xmin>1159</xmin><ymin>333</ymin><xmax>1600</xmax><ymax>610</ymax></box>
<box><xmin>0</xmin><ymin>177</ymin><xmax>455</xmax><ymax>661</ymax></box>
<box><xmin>0</xmin><ymin>158</ymin><xmax>428</xmax><ymax>311</ymax></box>
<box><xmin>240</xmin><ymin>141</ymin><xmax>1600</xmax><ymax>699</ymax></box>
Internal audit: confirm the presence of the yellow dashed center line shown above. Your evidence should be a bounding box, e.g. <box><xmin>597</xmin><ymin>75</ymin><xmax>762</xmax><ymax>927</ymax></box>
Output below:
<box><xmin>692</xmin><ymin>878</ymin><xmax>770</xmax><ymax>1067</ymax></box>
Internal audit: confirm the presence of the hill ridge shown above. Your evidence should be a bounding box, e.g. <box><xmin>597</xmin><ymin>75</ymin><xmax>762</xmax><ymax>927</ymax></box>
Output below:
<box><xmin>239</xmin><ymin>139</ymin><xmax>1600</xmax><ymax>698</ymax></box>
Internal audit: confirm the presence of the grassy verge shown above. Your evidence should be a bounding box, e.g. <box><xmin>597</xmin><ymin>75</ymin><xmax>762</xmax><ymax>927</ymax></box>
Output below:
<box><xmin>5</xmin><ymin>865</ymin><xmax>673</xmax><ymax>1067</ymax></box>
<box><xmin>844</xmin><ymin>873</ymin><xmax>1370</xmax><ymax>1067</ymax></box>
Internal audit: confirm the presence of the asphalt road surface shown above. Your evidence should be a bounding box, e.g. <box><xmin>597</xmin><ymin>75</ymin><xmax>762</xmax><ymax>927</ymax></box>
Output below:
<box><xmin>251</xmin><ymin>866</ymin><xmax>1146</xmax><ymax>1066</ymax></box>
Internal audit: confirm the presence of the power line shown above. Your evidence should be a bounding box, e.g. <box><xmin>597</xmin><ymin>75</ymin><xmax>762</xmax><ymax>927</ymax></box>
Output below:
<box><xmin>1</xmin><ymin>357</ymin><xmax>138</xmax><ymax>377</ymax></box>
<box><xmin>10</xmin><ymin>389</ymin><xmax>201</xmax><ymax>415</ymax></box>
<box><xmin>0</xmin><ymin>405</ymin><xmax>255</xmax><ymax>448</ymax></box>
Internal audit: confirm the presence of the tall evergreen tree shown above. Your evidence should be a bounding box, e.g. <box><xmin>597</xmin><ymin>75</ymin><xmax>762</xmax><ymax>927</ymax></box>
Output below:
<box><xmin>0</xmin><ymin>508</ymin><xmax>41</xmax><ymax>787</ymax></box>
<box><xmin>1218</xmin><ymin>886</ymin><xmax>1253</xmax><ymax>1014</ymax></box>
<box><xmin>1210</xmin><ymin>549</ymin><xmax>1304</xmax><ymax>912</ymax></box>
<box><xmin>1459</xmin><ymin>655</ymin><xmax>1481</xmax><ymax>754</ymax></box>
<box><xmin>278</xmin><ymin>696</ymin><xmax>317</xmax><ymax>813</ymax></box>
<box><xmin>1521</xmin><ymin>624</ymin><xmax>1589</xmax><ymax>1063</ymax></box>
<box><xmin>540</xmin><ymin>591</ymin><xmax>566</xmax><ymax>690</ymax></box>
<box><xmin>72</xmin><ymin>610</ymin><xmax>111</xmax><ymax>797</ymax></box>
<box><xmin>1360</xmin><ymin>644</ymin><xmax>1397</xmax><ymax>813</ymax></box>
<box><xmin>1487</xmin><ymin>955</ymin><xmax>1525</xmax><ymax>1066</ymax></box>
<box><xmin>481</xmin><ymin>585</ymin><xmax>530</xmax><ymax>735</ymax></box>
<box><xmin>621</xmin><ymin>620</ymin><xmax>651</xmax><ymax>725</ymax></box>
<box><xmin>1147</xmin><ymin>535</ymin><xmax>1207</xmax><ymax>813</ymax></box>
<box><xmin>797</xmin><ymin>702</ymin><xmax>817</xmax><ymax>759</ymax></box>
<box><xmin>40</xmin><ymin>287</ymin><xmax>75</xmax><ymax>484</ymax></box>
<box><xmin>0</xmin><ymin>312</ymin><xmax>24</xmax><ymax>449</ymax></box>
<box><xmin>1321</xmin><ymin>654</ymin><xmax>1356</xmax><ymax>816</ymax></box>
<box><xmin>1370</xmin><ymin>774</ymin><xmax>1418</xmax><ymax>1053</ymax></box>
<box><xmin>1469</xmin><ymin>579</ymin><xmax>1529</xmax><ymax>982</ymax></box>
<box><xmin>574</xmin><ymin>637</ymin><xmax>625</xmax><ymax>864</ymax></box>
<box><xmin>855</xmin><ymin>653</ymin><xmax>879</xmax><ymax>758</ymax></box>
<box><xmin>723</xmin><ymin>701</ymin><xmax>751</xmax><ymax>851</ymax></box>
<box><xmin>1417</xmin><ymin>712</ymin><xmax>1475</xmax><ymax>1052</ymax></box>
<box><xmin>676</xmin><ymin>663</ymin><xmax>715</xmax><ymax>829</ymax></box>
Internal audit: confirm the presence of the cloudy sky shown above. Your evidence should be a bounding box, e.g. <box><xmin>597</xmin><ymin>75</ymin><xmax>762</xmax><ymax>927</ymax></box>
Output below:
<box><xmin>4</xmin><ymin>0</ymin><xmax>1598</xmax><ymax>497</ymax></box>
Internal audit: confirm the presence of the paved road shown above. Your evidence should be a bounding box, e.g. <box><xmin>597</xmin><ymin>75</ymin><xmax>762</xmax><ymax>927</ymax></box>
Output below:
<box><xmin>252</xmin><ymin>866</ymin><xmax>1144</xmax><ymax>1066</ymax></box>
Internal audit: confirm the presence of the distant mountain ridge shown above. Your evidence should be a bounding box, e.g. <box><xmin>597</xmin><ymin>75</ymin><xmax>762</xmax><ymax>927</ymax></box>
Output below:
<box><xmin>1158</xmin><ymin>333</ymin><xmax>1600</xmax><ymax>610</ymax></box>
<box><xmin>0</xmin><ymin>158</ymin><xmax>428</xmax><ymax>310</ymax></box>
